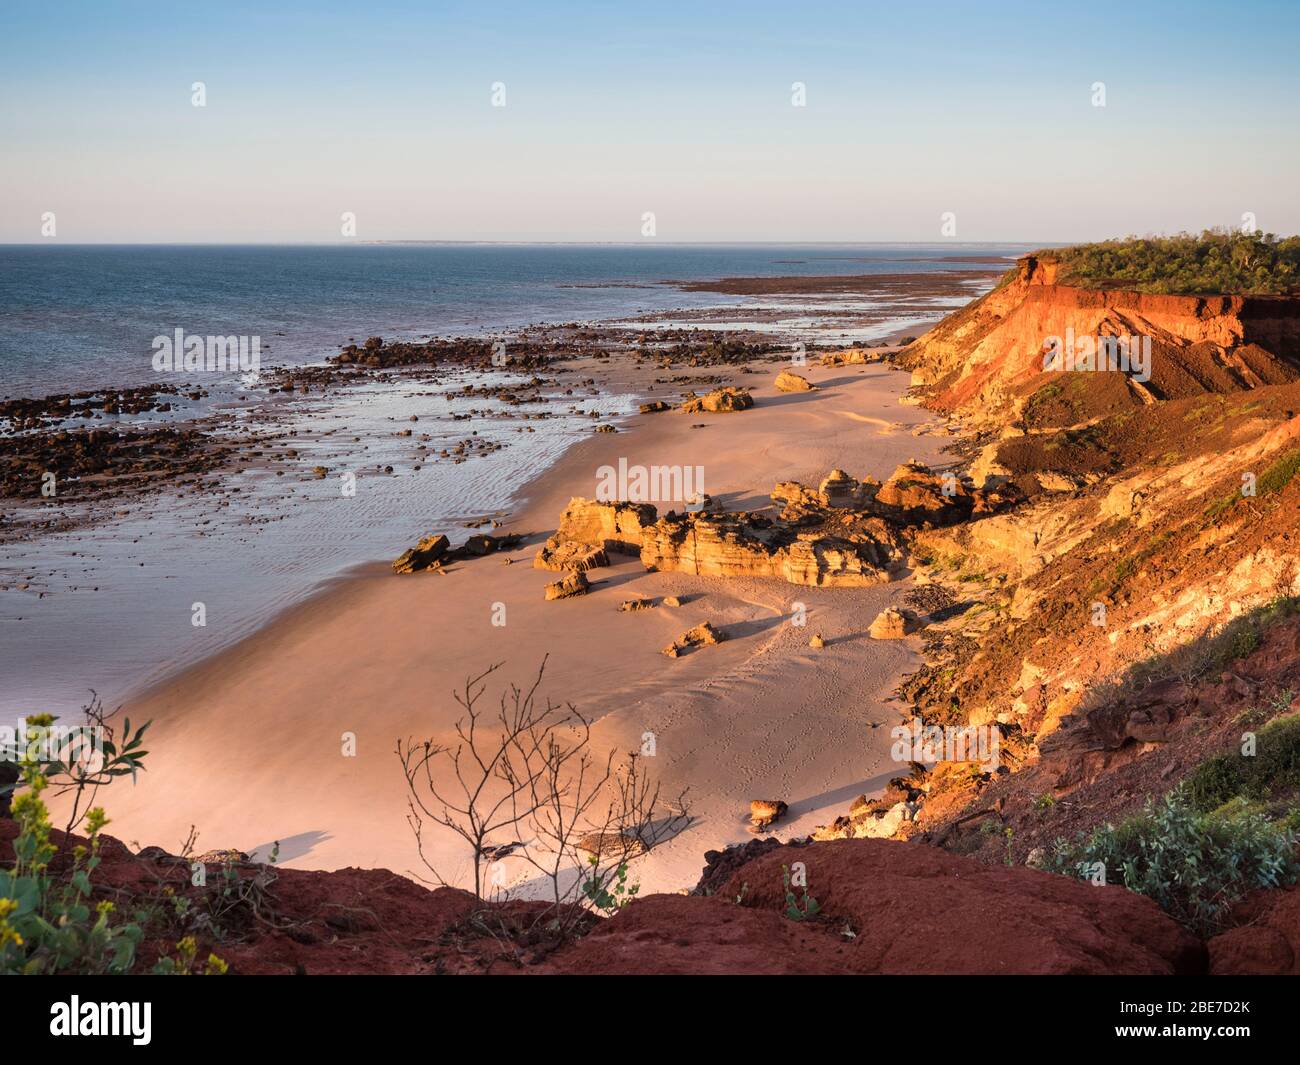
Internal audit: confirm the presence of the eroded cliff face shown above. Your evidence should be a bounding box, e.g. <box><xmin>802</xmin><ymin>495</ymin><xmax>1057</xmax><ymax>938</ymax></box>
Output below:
<box><xmin>847</xmin><ymin>267</ymin><xmax>1300</xmax><ymax>916</ymax></box>
<box><xmin>899</xmin><ymin>256</ymin><xmax>1300</xmax><ymax>429</ymax></box>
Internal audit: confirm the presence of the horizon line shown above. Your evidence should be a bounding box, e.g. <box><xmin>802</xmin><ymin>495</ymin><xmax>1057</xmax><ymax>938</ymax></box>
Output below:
<box><xmin>0</xmin><ymin>239</ymin><xmax>1062</xmax><ymax>248</ymax></box>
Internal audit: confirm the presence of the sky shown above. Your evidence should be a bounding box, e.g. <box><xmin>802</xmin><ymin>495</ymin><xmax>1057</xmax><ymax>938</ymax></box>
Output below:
<box><xmin>1</xmin><ymin>0</ymin><xmax>1298</xmax><ymax>244</ymax></box>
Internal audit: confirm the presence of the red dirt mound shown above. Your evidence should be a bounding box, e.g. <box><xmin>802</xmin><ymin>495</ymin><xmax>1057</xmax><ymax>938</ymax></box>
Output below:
<box><xmin>2</xmin><ymin>823</ymin><xmax>1205</xmax><ymax>975</ymax></box>
<box><xmin>1208</xmin><ymin>886</ymin><xmax>1300</xmax><ymax>975</ymax></box>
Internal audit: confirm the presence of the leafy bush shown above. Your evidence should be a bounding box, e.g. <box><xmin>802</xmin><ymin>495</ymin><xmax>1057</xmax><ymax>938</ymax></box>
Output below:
<box><xmin>0</xmin><ymin>711</ymin><xmax>226</xmax><ymax>975</ymax></box>
<box><xmin>1047</xmin><ymin>793</ymin><xmax>1298</xmax><ymax>934</ymax></box>
<box><xmin>1041</xmin><ymin>230</ymin><xmax>1300</xmax><ymax>296</ymax></box>
<box><xmin>1</xmin><ymin>716</ymin><xmax>146</xmax><ymax>974</ymax></box>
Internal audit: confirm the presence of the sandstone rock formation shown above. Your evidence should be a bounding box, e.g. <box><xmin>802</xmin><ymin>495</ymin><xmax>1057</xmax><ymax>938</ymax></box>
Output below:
<box><xmin>551</xmin><ymin>497</ymin><xmax>657</xmax><ymax>555</ymax></box>
<box><xmin>663</xmin><ymin>620</ymin><xmax>725</xmax><ymax>657</ymax></box>
<box><xmin>576</xmin><ymin>830</ymin><xmax>647</xmax><ymax>859</ymax></box>
<box><xmin>544</xmin><ymin>571</ymin><xmax>589</xmax><ymax>600</ymax></box>
<box><xmin>640</xmin><ymin>509</ymin><xmax>895</xmax><ymax>587</ymax></box>
<box><xmin>534</xmin><ymin>497</ymin><xmax>657</xmax><ymax>572</ymax></box>
<box><xmin>869</xmin><ymin>606</ymin><xmax>917</xmax><ymax>639</ymax></box>
<box><xmin>898</xmin><ymin>253</ymin><xmax>1300</xmax><ymax>430</ymax></box>
<box><xmin>749</xmin><ymin>799</ymin><xmax>788</xmax><ymax>829</ymax></box>
<box><xmin>774</xmin><ymin>371</ymin><xmax>815</xmax><ymax>392</ymax></box>
<box><xmin>681</xmin><ymin>387</ymin><xmax>754</xmax><ymax>413</ymax></box>
<box><xmin>533</xmin><ymin>540</ymin><xmax>608</xmax><ymax>572</ymax></box>
<box><xmin>393</xmin><ymin>534</ymin><xmax>450</xmax><ymax>574</ymax></box>
<box><xmin>874</xmin><ymin>461</ymin><xmax>974</xmax><ymax>525</ymax></box>
<box><xmin>394</xmin><ymin>531</ymin><xmax>522</xmax><ymax>573</ymax></box>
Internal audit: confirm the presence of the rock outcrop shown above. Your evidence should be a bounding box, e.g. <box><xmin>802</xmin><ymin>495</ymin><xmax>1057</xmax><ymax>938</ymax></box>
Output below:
<box><xmin>640</xmin><ymin>509</ymin><xmax>895</xmax><ymax>587</ymax></box>
<box><xmin>681</xmin><ymin>387</ymin><xmax>754</xmax><ymax>413</ymax></box>
<box><xmin>869</xmin><ymin>606</ymin><xmax>917</xmax><ymax>639</ymax></box>
<box><xmin>749</xmin><ymin>799</ymin><xmax>787</xmax><ymax>829</ymax></box>
<box><xmin>394</xmin><ymin>531</ymin><xmax>522</xmax><ymax>573</ymax></box>
<box><xmin>393</xmin><ymin>534</ymin><xmax>450</xmax><ymax>574</ymax></box>
<box><xmin>534</xmin><ymin>498</ymin><xmax>657</xmax><ymax>572</ymax></box>
<box><xmin>899</xmin><ymin>254</ymin><xmax>1300</xmax><ymax>430</ymax></box>
<box><xmin>774</xmin><ymin>371</ymin><xmax>815</xmax><ymax>392</ymax></box>
<box><xmin>663</xmin><ymin>620</ymin><xmax>726</xmax><ymax>657</ymax></box>
<box><xmin>544</xmin><ymin>571</ymin><xmax>590</xmax><ymax>600</ymax></box>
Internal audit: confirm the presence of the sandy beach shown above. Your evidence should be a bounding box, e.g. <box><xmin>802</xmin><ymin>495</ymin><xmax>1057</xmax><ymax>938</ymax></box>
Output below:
<box><xmin>66</xmin><ymin>349</ymin><xmax>956</xmax><ymax>895</ymax></box>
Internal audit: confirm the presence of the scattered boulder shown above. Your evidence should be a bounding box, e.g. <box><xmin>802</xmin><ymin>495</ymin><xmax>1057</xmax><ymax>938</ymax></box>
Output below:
<box><xmin>664</xmin><ymin>620</ymin><xmax>726</xmax><ymax>657</ymax></box>
<box><xmin>681</xmin><ymin>387</ymin><xmax>754</xmax><ymax>414</ymax></box>
<box><xmin>692</xmin><ymin>837</ymin><xmax>790</xmax><ymax>896</ymax></box>
<box><xmin>662</xmin><ymin>595</ymin><xmax>684</xmax><ymax>607</ymax></box>
<box><xmin>393</xmin><ymin>534</ymin><xmax>450</xmax><ymax>574</ymax></box>
<box><xmin>809</xmin><ymin>633</ymin><xmax>825</xmax><ymax>649</ymax></box>
<box><xmin>639</xmin><ymin>400</ymin><xmax>671</xmax><ymax>414</ymax></box>
<box><xmin>869</xmin><ymin>607</ymin><xmax>918</xmax><ymax>639</ymax></box>
<box><xmin>576</xmin><ymin>830</ymin><xmax>647</xmax><ymax>860</ymax></box>
<box><xmin>774</xmin><ymin>371</ymin><xmax>815</xmax><ymax>393</ymax></box>
<box><xmin>544</xmin><ymin>571</ymin><xmax>590</xmax><ymax>601</ymax></box>
<box><xmin>820</xmin><ymin>348</ymin><xmax>874</xmax><ymax>367</ymax></box>
<box><xmin>393</xmin><ymin>532</ymin><xmax>523</xmax><ymax>574</ymax></box>
<box><xmin>749</xmin><ymin>800</ymin><xmax>788</xmax><ymax>829</ymax></box>
<box><xmin>619</xmin><ymin>597</ymin><xmax>654</xmax><ymax>612</ymax></box>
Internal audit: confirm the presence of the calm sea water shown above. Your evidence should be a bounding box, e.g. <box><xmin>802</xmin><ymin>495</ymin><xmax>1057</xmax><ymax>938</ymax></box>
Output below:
<box><xmin>1</xmin><ymin>243</ymin><xmax>1025</xmax><ymax>713</ymax></box>
<box><xmin>0</xmin><ymin>243</ymin><xmax>1029</xmax><ymax>398</ymax></box>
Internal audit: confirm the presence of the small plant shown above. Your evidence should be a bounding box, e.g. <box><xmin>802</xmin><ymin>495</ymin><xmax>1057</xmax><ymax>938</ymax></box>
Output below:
<box><xmin>1</xmin><ymin>715</ymin><xmax>149</xmax><ymax>974</ymax></box>
<box><xmin>581</xmin><ymin>858</ymin><xmax>639</xmax><ymax>914</ymax></box>
<box><xmin>1034</xmin><ymin>793</ymin><xmax>1057</xmax><ymax>811</ymax></box>
<box><xmin>782</xmin><ymin>864</ymin><xmax>820</xmax><ymax>921</ymax></box>
<box><xmin>151</xmin><ymin>936</ymin><xmax>228</xmax><ymax>975</ymax></box>
<box><xmin>1047</xmin><ymin>792</ymin><xmax>1299</xmax><ymax>935</ymax></box>
<box><xmin>734</xmin><ymin>881</ymin><xmax>749</xmax><ymax>905</ymax></box>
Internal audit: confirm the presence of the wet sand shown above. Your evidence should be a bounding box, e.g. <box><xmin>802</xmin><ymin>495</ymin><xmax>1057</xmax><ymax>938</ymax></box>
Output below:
<box><xmin>71</xmin><ymin>351</ymin><xmax>957</xmax><ymax>896</ymax></box>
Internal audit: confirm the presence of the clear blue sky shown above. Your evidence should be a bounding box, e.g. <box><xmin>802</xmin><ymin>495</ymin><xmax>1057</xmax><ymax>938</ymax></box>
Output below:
<box><xmin>1</xmin><ymin>0</ymin><xmax>1297</xmax><ymax>242</ymax></box>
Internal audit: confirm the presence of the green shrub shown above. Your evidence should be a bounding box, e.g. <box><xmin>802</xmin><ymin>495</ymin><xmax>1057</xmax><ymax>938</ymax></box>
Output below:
<box><xmin>1047</xmin><ymin>793</ymin><xmax>1299</xmax><ymax>935</ymax></box>
<box><xmin>0</xmin><ymin>712</ymin><xmax>185</xmax><ymax>975</ymax></box>
<box><xmin>1185</xmin><ymin>711</ymin><xmax>1300</xmax><ymax>813</ymax></box>
<box><xmin>1184</xmin><ymin>755</ymin><xmax>1245</xmax><ymax>813</ymax></box>
<box><xmin>0</xmin><ymin>722</ymin><xmax>144</xmax><ymax>974</ymax></box>
<box><xmin>1256</xmin><ymin>448</ymin><xmax>1300</xmax><ymax>497</ymax></box>
<box><xmin>1043</xmin><ymin>230</ymin><xmax>1300</xmax><ymax>296</ymax></box>
<box><xmin>1250</xmin><ymin>713</ymin><xmax>1300</xmax><ymax>796</ymax></box>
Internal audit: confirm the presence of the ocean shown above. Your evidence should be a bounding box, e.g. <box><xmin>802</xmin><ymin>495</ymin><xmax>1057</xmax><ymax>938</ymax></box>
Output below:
<box><xmin>0</xmin><ymin>243</ymin><xmax>1024</xmax><ymax>714</ymax></box>
<box><xmin>0</xmin><ymin>243</ymin><xmax>1028</xmax><ymax>397</ymax></box>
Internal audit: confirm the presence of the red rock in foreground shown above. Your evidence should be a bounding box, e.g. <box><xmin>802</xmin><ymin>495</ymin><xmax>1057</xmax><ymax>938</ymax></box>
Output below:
<box><xmin>3</xmin><ymin>819</ymin><xmax>1212</xmax><ymax>974</ymax></box>
<box><xmin>1207</xmin><ymin>885</ymin><xmax>1300</xmax><ymax>975</ymax></box>
<box><xmin>549</xmin><ymin>839</ymin><xmax>1203</xmax><ymax>975</ymax></box>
